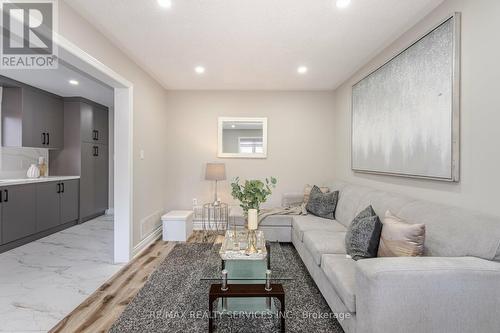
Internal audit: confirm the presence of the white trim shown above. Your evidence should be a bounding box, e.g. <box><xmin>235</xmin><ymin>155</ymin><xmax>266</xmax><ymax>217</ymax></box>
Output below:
<box><xmin>132</xmin><ymin>226</ymin><xmax>163</xmax><ymax>257</ymax></box>
<box><xmin>55</xmin><ymin>36</ymin><xmax>134</xmax><ymax>264</ymax></box>
<box><xmin>217</xmin><ymin>117</ymin><xmax>268</xmax><ymax>159</ymax></box>
<box><xmin>105</xmin><ymin>208</ymin><xmax>115</xmax><ymax>215</ymax></box>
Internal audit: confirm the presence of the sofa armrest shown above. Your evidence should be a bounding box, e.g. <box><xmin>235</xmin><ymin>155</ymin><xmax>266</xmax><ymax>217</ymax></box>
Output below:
<box><xmin>355</xmin><ymin>257</ymin><xmax>500</xmax><ymax>333</ymax></box>
<box><xmin>281</xmin><ymin>192</ymin><xmax>304</xmax><ymax>208</ymax></box>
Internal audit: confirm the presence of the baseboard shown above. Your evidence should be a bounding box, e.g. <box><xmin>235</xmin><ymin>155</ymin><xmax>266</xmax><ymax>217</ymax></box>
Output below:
<box><xmin>132</xmin><ymin>225</ymin><xmax>163</xmax><ymax>258</ymax></box>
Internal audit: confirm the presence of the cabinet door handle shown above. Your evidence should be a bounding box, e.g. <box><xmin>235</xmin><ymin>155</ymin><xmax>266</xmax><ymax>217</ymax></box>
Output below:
<box><xmin>46</xmin><ymin>133</ymin><xmax>50</xmax><ymax>145</ymax></box>
<box><xmin>96</xmin><ymin>130</ymin><xmax>99</xmax><ymax>141</ymax></box>
<box><xmin>61</xmin><ymin>183</ymin><xmax>65</xmax><ymax>193</ymax></box>
<box><xmin>4</xmin><ymin>190</ymin><xmax>8</xmax><ymax>203</ymax></box>
<box><xmin>57</xmin><ymin>183</ymin><xmax>61</xmax><ymax>193</ymax></box>
<box><xmin>95</xmin><ymin>146</ymin><xmax>99</xmax><ymax>157</ymax></box>
<box><xmin>42</xmin><ymin>133</ymin><xmax>46</xmax><ymax>145</ymax></box>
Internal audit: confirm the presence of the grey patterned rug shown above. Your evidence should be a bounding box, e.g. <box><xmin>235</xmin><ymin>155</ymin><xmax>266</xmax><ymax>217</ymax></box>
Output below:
<box><xmin>110</xmin><ymin>242</ymin><xmax>344</xmax><ymax>333</ymax></box>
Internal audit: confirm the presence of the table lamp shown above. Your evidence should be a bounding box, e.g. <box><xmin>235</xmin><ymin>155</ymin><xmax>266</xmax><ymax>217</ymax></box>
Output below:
<box><xmin>205</xmin><ymin>163</ymin><xmax>226</xmax><ymax>206</ymax></box>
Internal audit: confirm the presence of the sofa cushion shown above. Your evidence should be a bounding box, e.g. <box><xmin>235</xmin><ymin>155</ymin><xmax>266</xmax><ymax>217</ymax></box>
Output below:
<box><xmin>378</xmin><ymin>210</ymin><xmax>425</xmax><ymax>257</ymax></box>
<box><xmin>306</xmin><ymin>186</ymin><xmax>339</xmax><ymax>220</ymax></box>
<box><xmin>345</xmin><ymin>206</ymin><xmax>382</xmax><ymax>261</ymax></box>
<box><xmin>292</xmin><ymin>215</ymin><xmax>347</xmax><ymax>241</ymax></box>
<box><xmin>321</xmin><ymin>254</ymin><xmax>357</xmax><ymax>313</ymax></box>
<box><xmin>303</xmin><ymin>230</ymin><xmax>346</xmax><ymax>265</ymax></box>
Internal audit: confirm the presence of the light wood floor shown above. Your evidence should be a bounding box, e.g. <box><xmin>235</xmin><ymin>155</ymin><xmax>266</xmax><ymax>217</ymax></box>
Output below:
<box><xmin>50</xmin><ymin>231</ymin><xmax>222</xmax><ymax>333</ymax></box>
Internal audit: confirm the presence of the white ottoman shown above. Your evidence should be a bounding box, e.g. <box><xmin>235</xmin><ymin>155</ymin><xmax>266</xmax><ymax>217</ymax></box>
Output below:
<box><xmin>161</xmin><ymin>210</ymin><xmax>193</xmax><ymax>242</ymax></box>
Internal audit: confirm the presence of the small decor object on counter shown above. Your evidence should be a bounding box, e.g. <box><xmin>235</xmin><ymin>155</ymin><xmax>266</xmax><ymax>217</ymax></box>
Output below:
<box><xmin>38</xmin><ymin>157</ymin><xmax>47</xmax><ymax>177</ymax></box>
<box><xmin>26</xmin><ymin>164</ymin><xmax>40</xmax><ymax>179</ymax></box>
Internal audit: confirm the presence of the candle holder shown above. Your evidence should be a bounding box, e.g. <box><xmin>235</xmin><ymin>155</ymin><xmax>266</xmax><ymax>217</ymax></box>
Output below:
<box><xmin>245</xmin><ymin>229</ymin><xmax>257</xmax><ymax>254</ymax></box>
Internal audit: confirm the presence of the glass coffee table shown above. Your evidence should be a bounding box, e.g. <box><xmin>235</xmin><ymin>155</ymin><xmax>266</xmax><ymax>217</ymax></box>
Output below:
<box><xmin>204</xmin><ymin>229</ymin><xmax>292</xmax><ymax>332</ymax></box>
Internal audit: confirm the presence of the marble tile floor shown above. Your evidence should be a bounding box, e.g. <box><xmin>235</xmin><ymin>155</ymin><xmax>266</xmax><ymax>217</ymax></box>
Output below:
<box><xmin>0</xmin><ymin>215</ymin><xmax>124</xmax><ymax>333</ymax></box>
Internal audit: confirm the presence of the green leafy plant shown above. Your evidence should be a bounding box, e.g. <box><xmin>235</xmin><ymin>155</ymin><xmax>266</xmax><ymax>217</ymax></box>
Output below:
<box><xmin>231</xmin><ymin>177</ymin><xmax>277</xmax><ymax>215</ymax></box>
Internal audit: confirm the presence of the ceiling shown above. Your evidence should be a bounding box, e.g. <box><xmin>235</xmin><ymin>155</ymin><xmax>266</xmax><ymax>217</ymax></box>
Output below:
<box><xmin>0</xmin><ymin>62</ymin><xmax>114</xmax><ymax>107</ymax></box>
<box><xmin>64</xmin><ymin>0</ymin><xmax>444</xmax><ymax>90</ymax></box>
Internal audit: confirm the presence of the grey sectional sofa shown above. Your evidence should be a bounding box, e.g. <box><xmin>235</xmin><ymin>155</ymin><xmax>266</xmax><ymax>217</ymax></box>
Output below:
<box><xmin>231</xmin><ymin>180</ymin><xmax>500</xmax><ymax>333</ymax></box>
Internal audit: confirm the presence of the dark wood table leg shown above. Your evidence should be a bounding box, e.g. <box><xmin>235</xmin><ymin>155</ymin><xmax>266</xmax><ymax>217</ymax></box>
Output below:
<box><xmin>279</xmin><ymin>294</ymin><xmax>285</xmax><ymax>333</ymax></box>
<box><xmin>208</xmin><ymin>295</ymin><xmax>215</xmax><ymax>333</ymax></box>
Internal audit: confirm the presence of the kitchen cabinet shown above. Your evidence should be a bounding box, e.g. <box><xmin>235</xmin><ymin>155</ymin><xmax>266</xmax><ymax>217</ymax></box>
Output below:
<box><xmin>36</xmin><ymin>179</ymin><xmax>79</xmax><ymax>232</ymax></box>
<box><xmin>36</xmin><ymin>182</ymin><xmax>61</xmax><ymax>231</ymax></box>
<box><xmin>80</xmin><ymin>143</ymin><xmax>108</xmax><ymax>220</ymax></box>
<box><xmin>2</xmin><ymin>86</ymin><xmax>64</xmax><ymax>149</ymax></box>
<box><xmin>50</xmin><ymin>98</ymin><xmax>109</xmax><ymax>222</ymax></box>
<box><xmin>73</xmin><ymin>98</ymin><xmax>109</xmax><ymax>146</ymax></box>
<box><xmin>60</xmin><ymin>180</ymin><xmax>79</xmax><ymax>224</ymax></box>
<box><xmin>1</xmin><ymin>184</ymin><xmax>37</xmax><ymax>244</ymax></box>
<box><xmin>0</xmin><ymin>179</ymin><xmax>80</xmax><ymax>250</ymax></box>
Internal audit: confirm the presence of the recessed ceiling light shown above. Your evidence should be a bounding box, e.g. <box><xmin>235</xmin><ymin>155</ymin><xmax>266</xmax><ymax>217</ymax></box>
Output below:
<box><xmin>69</xmin><ymin>79</ymin><xmax>79</xmax><ymax>85</ymax></box>
<box><xmin>297</xmin><ymin>66</ymin><xmax>308</xmax><ymax>74</ymax></box>
<box><xmin>336</xmin><ymin>0</ymin><xmax>351</xmax><ymax>9</ymax></box>
<box><xmin>231</xmin><ymin>124</ymin><xmax>236</xmax><ymax>128</ymax></box>
<box><xmin>194</xmin><ymin>66</ymin><xmax>206</xmax><ymax>74</ymax></box>
<box><xmin>157</xmin><ymin>0</ymin><xmax>172</xmax><ymax>9</ymax></box>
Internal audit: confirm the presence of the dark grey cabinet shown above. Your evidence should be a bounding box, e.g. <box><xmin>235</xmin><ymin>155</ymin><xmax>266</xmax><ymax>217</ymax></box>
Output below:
<box><xmin>2</xmin><ymin>86</ymin><xmax>63</xmax><ymax>149</ymax></box>
<box><xmin>80</xmin><ymin>143</ymin><xmax>108</xmax><ymax>220</ymax></box>
<box><xmin>0</xmin><ymin>180</ymin><xmax>80</xmax><ymax>251</ymax></box>
<box><xmin>35</xmin><ymin>179</ymin><xmax>79</xmax><ymax>232</ymax></box>
<box><xmin>1</xmin><ymin>185</ymin><xmax>37</xmax><ymax>244</ymax></box>
<box><xmin>72</xmin><ymin>98</ymin><xmax>108</xmax><ymax>146</ymax></box>
<box><xmin>60</xmin><ymin>180</ymin><xmax>79</xmax><ymax>224</ymax></box>
<box><xmin>50</xmin><ymin>98</ymin><xmax>109</xmax><ymax>222</ymax></box>
<box><xmin>36</xmin><ymin>182</ymin><xmax>61</xmax><ymax>231</ymax></box>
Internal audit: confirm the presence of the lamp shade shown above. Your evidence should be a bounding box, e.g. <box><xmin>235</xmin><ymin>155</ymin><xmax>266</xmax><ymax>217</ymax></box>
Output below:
<box><xmin>205</xmin><ymin>163</ymin><xmax>226</xmax><ymax>181</ymax></box>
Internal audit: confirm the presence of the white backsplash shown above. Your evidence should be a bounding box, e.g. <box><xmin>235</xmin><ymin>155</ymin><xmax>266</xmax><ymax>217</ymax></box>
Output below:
<box><xmin>0</xmin><ymin>147</ymin><xmax>49</xmax><ymax>180</ymax></box>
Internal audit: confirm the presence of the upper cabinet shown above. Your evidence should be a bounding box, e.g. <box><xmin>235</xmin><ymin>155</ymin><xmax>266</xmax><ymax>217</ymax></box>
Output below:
<box><xmin>77</xmin><ymin>99</ymin><xmax>109</xmax><ymax>146</ymax></box>
<box><xmin>2</xmin><ymin>86</ymin><xmax>63</xmax><ymax>149</ymax></box>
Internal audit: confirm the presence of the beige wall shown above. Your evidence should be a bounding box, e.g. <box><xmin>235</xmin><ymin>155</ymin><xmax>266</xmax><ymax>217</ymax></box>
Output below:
<box><xmin>59</xmin><ymin>2</ymin><xmax>169</xmax><ymax>245</ymax></box>
<box><xmin>164</xmin><ymin>91</ymin><xmax>336</xmax><ymax>210</ymax></box>
<box><xmin>333</xmin><ymin>0</ymin><xmax>500</xmax><ymax>217</ymax></box>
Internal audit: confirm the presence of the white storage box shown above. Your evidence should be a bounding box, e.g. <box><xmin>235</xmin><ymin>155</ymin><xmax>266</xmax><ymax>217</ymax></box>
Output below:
<box><xmin>161</xmin><ymin>210</ymin><xmax>193</xmax><ymax>242</ymax></box>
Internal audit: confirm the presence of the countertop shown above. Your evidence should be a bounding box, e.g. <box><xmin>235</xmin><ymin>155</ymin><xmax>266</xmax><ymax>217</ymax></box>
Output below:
<box><xmin>0</xmin><ymin>176</ymin><xmax>80</xmax><ymax>186</ymax></box>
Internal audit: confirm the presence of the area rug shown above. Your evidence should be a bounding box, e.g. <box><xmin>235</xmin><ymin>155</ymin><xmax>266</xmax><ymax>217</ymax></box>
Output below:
<box><xmin>110</xmin><ymin>242</ymin><xmax>345</xmax><ymax>333</ymax></box>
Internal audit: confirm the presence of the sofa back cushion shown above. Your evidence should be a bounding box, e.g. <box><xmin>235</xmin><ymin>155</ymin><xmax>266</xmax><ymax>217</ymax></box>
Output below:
<box><xmin>333</xmin><ymin>181</ymin><xmax>500</xmax><ymax>262</ymax></box>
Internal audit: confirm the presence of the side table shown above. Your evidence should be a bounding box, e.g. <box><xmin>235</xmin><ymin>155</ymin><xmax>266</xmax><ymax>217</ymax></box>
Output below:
<box><xmin>202</xmin><ymin>202</ymin><xmax>229</xmax><ymax>232</ymax></box>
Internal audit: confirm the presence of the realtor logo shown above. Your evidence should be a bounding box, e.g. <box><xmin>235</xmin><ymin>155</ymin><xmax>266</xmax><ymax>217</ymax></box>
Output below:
<box><xmin>1</xmin><ymin>0</ymin><xmax>58</xmax><ymax>69</ymax></box>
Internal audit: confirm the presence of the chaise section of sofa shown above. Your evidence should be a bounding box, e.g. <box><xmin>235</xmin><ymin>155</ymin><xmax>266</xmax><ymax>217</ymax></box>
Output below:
<box><xmin>282</xmin><ymin>181</ymin><xmax>500</xmax><ymax>333</ymax></box>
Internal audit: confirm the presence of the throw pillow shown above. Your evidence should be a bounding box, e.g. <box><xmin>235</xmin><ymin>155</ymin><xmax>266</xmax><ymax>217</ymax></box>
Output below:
<box><xmin>378</xmin><ymin>210</ymin><xmax>425</xmax><ymax>257</ymax></box>
<box><xmin>306</xmin><ymin>185</ymin><xmax>339</xmax><ymax>220</ymax></box>
<box><xmin>345</xmin><ymin>206</ymin><xmax>382</xmax><ymax>261</ymax></box>
<box><xmin>304</xmin><ymin>184</ymin><xmax>330</xmax><ymax>204</ymax></box>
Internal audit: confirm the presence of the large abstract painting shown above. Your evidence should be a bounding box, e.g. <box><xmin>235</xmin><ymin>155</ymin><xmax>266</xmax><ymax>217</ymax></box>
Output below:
<box><xmin>352</xmin><ymin>14</ymin><xmax>460</xmax><ymax>182</ymax></box>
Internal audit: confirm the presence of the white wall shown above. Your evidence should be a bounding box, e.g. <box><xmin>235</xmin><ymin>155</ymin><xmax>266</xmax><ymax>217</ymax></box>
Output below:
<box><xmin>164</xmin><ymin>91</ymin><xmax>336</xmax><ymax>210</ymax></box>
<box><xmin>59</xmin><ymin>2</ymin><xmax>169</xmax><ymax>246</ymax></box>
<box><xmin>333</xmin><ymin>0</ymin><xmax>500</xmax><ymax>218</ymax></box>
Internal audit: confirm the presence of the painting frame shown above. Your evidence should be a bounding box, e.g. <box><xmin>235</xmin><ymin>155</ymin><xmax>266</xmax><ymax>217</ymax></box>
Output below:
<box><xmin>351</xmin><ymin>12</ymin><xmax>461</xmax><ymax>182</ymax></box>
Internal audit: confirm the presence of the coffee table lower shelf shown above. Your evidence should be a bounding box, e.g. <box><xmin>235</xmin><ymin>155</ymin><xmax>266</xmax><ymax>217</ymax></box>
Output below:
<box><xmin>208</xmin><ymin>283</ymin><xmax>285</xmax><ymax>333</ymax></box>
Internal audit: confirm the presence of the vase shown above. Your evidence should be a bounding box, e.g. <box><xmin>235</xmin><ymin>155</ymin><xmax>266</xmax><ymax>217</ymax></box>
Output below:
<box><xmin>27</xmin><ymin>164</ymin><xmax>40</xmax><ymax>179</ymax></box>
<box><xmin>247</xmin><ymin>208</ymin><xmax>258</xmax><ymax>230</ymax></box>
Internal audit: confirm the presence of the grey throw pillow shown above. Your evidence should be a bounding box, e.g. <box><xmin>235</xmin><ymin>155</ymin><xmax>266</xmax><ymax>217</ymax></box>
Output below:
<box><xmin>306</xmin><ymin>185</ymin><xmax>339</xmax><ymax>220</ymax></box>
<box><xmin>345</xmin><ymin>206</ymin><xmax>382</xmax><ymax>261</ymax></box>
